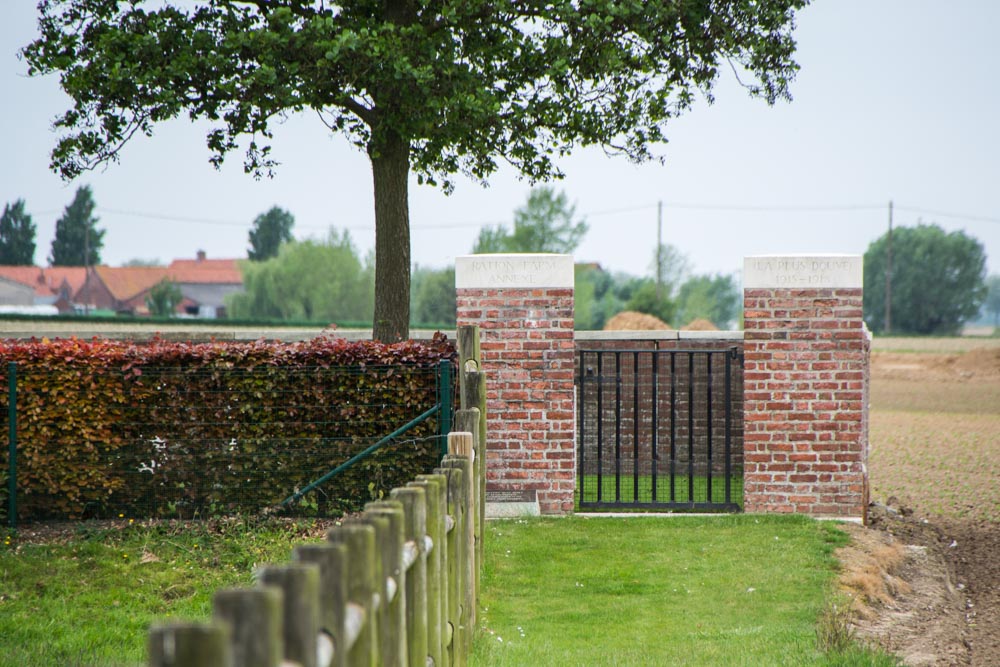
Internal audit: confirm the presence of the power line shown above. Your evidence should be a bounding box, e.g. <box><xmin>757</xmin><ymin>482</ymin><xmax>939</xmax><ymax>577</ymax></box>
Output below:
<box><xmin>29</xmin><ymin>201</ymin><xmax>995</xmax><ymax>232</ymax></box>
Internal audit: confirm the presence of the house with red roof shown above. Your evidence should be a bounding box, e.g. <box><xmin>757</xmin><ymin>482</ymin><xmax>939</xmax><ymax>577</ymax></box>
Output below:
<box><xmin>0</xmin><ymin>252</ymin><xmax>243</xmax><ymax>317</ymax></box>
<box><xmin>74</xmin><ymin>251</ymin><xmax>243</xmax><ymax>317</ymax></box>
<box><xmin>0</xmin><ymin>266</ymin><xmax>88</xmax><ymax>313</ymax></box>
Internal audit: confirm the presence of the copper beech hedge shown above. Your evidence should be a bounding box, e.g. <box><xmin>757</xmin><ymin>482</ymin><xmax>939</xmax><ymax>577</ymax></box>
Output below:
<box><xmin>0</xmin><ymin>334</ymin><xmax>456</xmax><ymax>522</ymax></box>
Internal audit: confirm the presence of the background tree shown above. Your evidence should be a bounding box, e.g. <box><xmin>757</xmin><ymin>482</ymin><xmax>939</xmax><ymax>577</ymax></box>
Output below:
<box><xmin>983</xmin><ymin>274</ymin><xmax>1000</xmax><ymax>329</ymax></box>
<box><xmin>227</xmin><ymin>230</ymin><xmax>373</xmax><ymax>323</ymax></box>
<box><xmin>49</xmin><ymin>185</ymin><xmax>104</xmax><ymax>267</ymax></box>
<box><xmin>863</xmin><ymin>224</ymin><xmax>987</xmax><ymax>334</ymax></box>
<box><xmin>474</xmin><ymin>187</ymin><xmax>588</xmax><ymax>254</ymax></box>
<box><xmin>248</xmin><ymin>207</ymin><xmax>295</xmax><ymax>261</ymax></box>
<box><xmin>625</xmin><ymin>280</ymin><xmax>677</xmax><ymax>326</ymax></box>
<box><xmin>25</xmin><ymin>1</ymin><xmax>809</xmax><ymax>341</ymax></box>
<box><xmin>122</xmin><ymin>258</ymin><xmax>162</xmax><ymax>267</ymax></box>
<box><xmin>145</xmin><ymin>279</ymin><xmax>183</xmax><ymax>317</ymax></box>
<box><xmin>411</xmin><ymin>266</ymin><xmax>456</xmax><ymax>327</ymax></box>
<box><xmin>0</xmin><ymin>199</ymin><xmax>37</xmax><ymax>265</ymax></box>
<box><xmin>650</xmin><ymin>243</ymin><xmax>693</xmax><ymax>301</ymax></box>
<box><xmin>675</xmin><ymin>273</ymin><xmax>741</xmax><ymax>329</ymax></box>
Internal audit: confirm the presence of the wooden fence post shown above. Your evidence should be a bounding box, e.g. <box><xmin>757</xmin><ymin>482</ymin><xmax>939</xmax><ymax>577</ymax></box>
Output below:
<box><xmin>433</xmin><ymin>464</ymin><xmax>467</xmax><ymax>667</ymax></box>
<box><xmin>364</xmin><ymin>500</ymin><xmax>407</xmax><ymax>667</ymax></box>
<box><xmin>257</xmin><ymin>563</ymin><xmax>321</xmax><ymax>667</ymax></box>
<box><xmin>389</xmin><ymin>485</ymin><xmax>429</xmax><ymax>667</ymax></box>
<box><xmin>326</xmin><ymin>523</ymin><xmax>379</xmax><ymax>667</ymax></box>
<box><xmin>149</xmin><ymin>622</ymin><xmax>231</xmax><ymax>667</ymax></box>
<box><xmin>454</xmin><ymin>407</ymin><xmax>483</xmax><ymax>606</ymax></box>
<box><xmin>446</xmin><ymin>434</ymin><xmax>476</xmax><ymax>629</ymax></box>
<box><xmin>469</xmin><ymin>373</ymin><xmax>487</xmax><ymax>597</ymax></box>
<box><xmin>293</xmin><ymin>542</ymin><xmax>348</xmax><ymax>667</ymax></box>
<box><xmin>345</xmin><ymin>512</ymin><xmax>395</xmax><ymax>667</ymax></box>
<box><xmin>212</xmin><ymin>587</ymin><xmax>283</xmax><ymax>667</ymax></box>
<box><xmin>411</xmin><ymin>473</ymin><xmax>448</xmax><ymax>667</ymax></box>
<box><xmin>441</xmin><ymin>452</ymin><xmax>475</xmax><ymax>655</ymax></box>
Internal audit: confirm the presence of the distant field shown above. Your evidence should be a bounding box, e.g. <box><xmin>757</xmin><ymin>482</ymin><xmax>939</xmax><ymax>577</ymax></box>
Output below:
<box><xmin>873</xmin><ymin>335</ymin><xmax>1000</xmax><ymax>353</ymax></box>
<box><xmin>868</xmin><ymin>342</ymin><xmax>1000</xmax><ymax>522</ymax></box>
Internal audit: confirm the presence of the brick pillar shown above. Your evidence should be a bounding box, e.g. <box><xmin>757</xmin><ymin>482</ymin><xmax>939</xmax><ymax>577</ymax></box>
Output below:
<box><xmin>455</xmin><ymin>254</ymin><xmax>575</xmax><ymax>515</ymax></box>
<box><xmin>743</xmin><ymin>255</ymin><xmax>869</xmax><ymax>520</ymax></box>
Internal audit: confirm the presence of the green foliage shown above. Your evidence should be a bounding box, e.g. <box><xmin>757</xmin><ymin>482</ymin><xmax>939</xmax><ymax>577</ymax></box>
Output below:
<box><xmin>411</xmin><ymin>265</ymin><xmax>456</xmax><ymax>327</ymax></box>
<box><xmin>227</xmin><ymin>230</ymin><xmax>374</xmax><ymax>323</ymax></box>
<box><xmin>984</xmin><ymin>275</ymin><xmax>1000</xmax><ymax>328</ymax></box>
<box><xmin>248</xmin><ymin>206</ymin><xmax>295</xmax><ymax>261</ymax></box>
<box><xmin>626</xmin><ymin>279</ymin><xmax>676</xmax><ymax>326</ymax></box>
<box><xmin>0</xmin><ymin>199</ymin><xmax>37</xmax><ymax>265</ymax></box>
<box><xmin>649</xmin><ymin>243</ymin><xmax>693</xmax><ymax>300</ymax></box>
<box><xmin>864</xmin><ymin>224</ymin><xmax>987</xmax><ymax>334</ymax></box>
<box><xmin>675</xmin><ymin>273</ymin><xmax>742</xmax><ymax>329</ymax></box>
<box><xmin>474</xmin><ymin>187</ymin><xmax>588</xmax><ymax>254</ymax></box>
<box><xmin>0</xmin><ymin>334</ymin><xmax>455</xmax><ymax>522</ymax></box>
<box><xmin>48</xmin><ymin>185</ymin><xmax>104</xmax><ymax>267</ymax></box>
<box><xmin>145</xmin><ymin>278</ymin><xmax>183</xmax><ymax>317</ymax></box>
<box><xmin>23</xmin><ymin>0</ymin><xmax>809</xmax><ymax>341</ymax></box>
<box><xmin>576</xmin><ymin>265</ymin><xmax>666</xmax><ymax>330</ymax></box>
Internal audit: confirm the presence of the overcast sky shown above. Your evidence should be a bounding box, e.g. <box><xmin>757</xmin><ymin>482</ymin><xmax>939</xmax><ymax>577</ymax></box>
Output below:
<box><xmin>3</xmin><ymin>1</ymin><xmax>999</xmax><ymax>282</ymax></box>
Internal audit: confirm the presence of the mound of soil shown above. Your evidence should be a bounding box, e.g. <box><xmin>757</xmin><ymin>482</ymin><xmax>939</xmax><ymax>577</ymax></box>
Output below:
<box><xmin>842</xmin><ymin>501</ymin><xmax>1000</xmax><ymax>666</ymax></box>
<box><xmin>603</xmin><ymin>311</ymin><xmax>671</xmax><ymax>330</ymax></box>
<box><xmin>681</xmin><ymin>318</ymin><xmax>718</xmax><ymax>331</ymax></box>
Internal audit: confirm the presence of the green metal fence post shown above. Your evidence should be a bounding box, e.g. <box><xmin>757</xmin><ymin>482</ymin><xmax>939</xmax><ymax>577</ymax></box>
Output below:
<box><xmin>438</xmin><ymin>359</ymin><xmax>452</xmax><ymax>461</ymax></box>
<box><xmin>7</xmin><ymin>362</ymin><xmax>16</xmax><ymax>529</ymax></box>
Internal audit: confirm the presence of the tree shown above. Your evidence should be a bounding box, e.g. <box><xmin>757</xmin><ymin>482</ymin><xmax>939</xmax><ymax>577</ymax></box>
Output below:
<box><xmin>248</xmin><ymin>207</ymin><xmax>295</xmax><ymax>261</ymax></box>
<box><xmin>146</xmin><ymin>279</ymin><xmax>183</xmax><ymax>317</ymax></box>
<box><xmin>650</xmin><ymin>243</ymin><xmax>693</xmax><ymax>300</ymax></box>
<box><xmin>49</xmin><ymin>185</ymin><xmax>104</xmax><ymax>267</ymax></box>
<box><xmin>983</xmin><ymin>275</ymin><xmax>1000</xmax><ymax>328</ymax></box>
<box><xmin>626</xmin><ymin>279</ymin><xmax>676</xmax><ymax>326</ymax></box>
<box><xmin>863</xmin><ymin>224</ymin><xmax>987</xmax><ymax>335</ymax></box>
<box><xmin>474</xmin><ymin>187</ymin><xmax>588</xmax><ymax>254</ymax></box>
<box><xmin>227</xmin><ymin>230</ymin><xmax>373</xmax><ymax>323</ymax></box>
<box><xmin>0</xmin><ymin>199</ymin><xmax>37</xmax><ymax>265</ymax></box>
<box><xmin>675</xmin><ymin>273</ymin><xmax>741</xmax><ymax>329</ymax></box>
<box><xmin>123</xmin><ymin>258</ymin><xmax>163</xmax><ymax>267</ymax></box>
<box><xmin>25</xmin><ymin>1</ymin><xmax>809</xmax><ymax>341</ymax></box>
<box><xmin>411</xmin><ymin>266</ymin><xmax>456</xmax><ymax>327</ymax></box>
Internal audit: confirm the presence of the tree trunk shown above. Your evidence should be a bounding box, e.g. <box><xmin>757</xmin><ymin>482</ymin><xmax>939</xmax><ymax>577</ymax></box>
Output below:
<box><xmin>370</xmin><ymin>128</ymin><xmax>411</xmax><ymax>343</ymax></box>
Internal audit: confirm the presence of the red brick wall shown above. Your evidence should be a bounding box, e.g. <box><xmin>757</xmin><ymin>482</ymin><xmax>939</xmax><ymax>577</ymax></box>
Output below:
<box><xmin>456</xmin><ymin>287</ymin><xmax>576</xmax><ymax>514</ymax></box>
<box><xmin>742</xmin><ymin>287</ymin><xmax>869</xmax><ymax>519</ymax></box>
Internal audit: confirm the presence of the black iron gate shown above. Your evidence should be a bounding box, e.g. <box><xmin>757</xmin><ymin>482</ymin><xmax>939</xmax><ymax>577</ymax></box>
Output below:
<box><xmin>576</xmin><ymin>347</ymin><xmax>743</xmax><ymax>512</ymax></box>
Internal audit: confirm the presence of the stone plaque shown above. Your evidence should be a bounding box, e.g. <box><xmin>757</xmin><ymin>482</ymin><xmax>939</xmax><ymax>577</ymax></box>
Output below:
<box><xmin>485</xmin><ymin>489</ymin><xmax>538</xmax><ymax>504</ymax></box>
<box><xmin>456</xmin><ymin>254</ymin><xmax>574</xmax><ymax>289</ymax></box>
<box><xmin>743</xmin><ymin>255</ymin><xmax>862</xmax><ymax>289</ymax></box>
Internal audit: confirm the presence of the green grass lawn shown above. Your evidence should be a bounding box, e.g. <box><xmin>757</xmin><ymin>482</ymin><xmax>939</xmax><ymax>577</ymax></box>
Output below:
<box><xmin>0</xmin><ymin>518</ymin><xmax>327</xmax><ymax>667</ymax></box>
<box><xmin>1</xmin><ymin>514</ymin><xmax>896</xmax><ymax>666</ymax></box>
<box><xmin>473</xmin><ymin>515</ymin><xmax>897</xmax><ymax>666</ymax></box>
<box><xmin>577</xmin><ymin>473</ymin><xmax>744</xmax><ymax>509</ymax></box>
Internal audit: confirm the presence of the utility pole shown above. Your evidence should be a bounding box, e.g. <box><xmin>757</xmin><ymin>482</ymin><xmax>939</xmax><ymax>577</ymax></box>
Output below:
<box><xmin>656</xmin><ymin>200</ymin><xmax>663</xmax><ymax>300</ymax></box>
<box><xmin>885</xmin><ymin>200</ymin><xmax>893</xmax><ymax>334</ymax></box>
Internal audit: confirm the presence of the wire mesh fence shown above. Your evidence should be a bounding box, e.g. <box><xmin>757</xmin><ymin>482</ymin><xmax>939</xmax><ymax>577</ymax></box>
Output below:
<box><xmin>2</xmin><ymin>361</ymin><xmax>454</xmax><ymax>524</ymax></box>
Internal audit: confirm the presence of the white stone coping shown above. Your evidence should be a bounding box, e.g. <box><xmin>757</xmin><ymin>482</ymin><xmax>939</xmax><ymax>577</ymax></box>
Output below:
<box><xmin>576</xmin><ymin>330</ymin><xmax>743</xmax><ymax>341</ymax></box>
<box><xmin>744</xmin><ymin>254</ymin><xmax>863</xmax><ymax>289</ymax></box>
<box><xmin>455</xmin><ymin>253</ymin><xmax>574</xmax><ymax>289</ymax></box>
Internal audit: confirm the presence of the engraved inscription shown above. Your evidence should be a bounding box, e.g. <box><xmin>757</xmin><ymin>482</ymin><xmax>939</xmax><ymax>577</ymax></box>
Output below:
<box><xmin>485</xmin><ymin>489</ymin><xmax>538</xmax><ymax>503</ymax></box>
<box><xmin>455</xmin><ymin>254</ymin><xmax>574</xmax><ymax>289</ymax></box>
<box><xmin>743</xmin><ymin>255</ymin><xmax>862</xmax><ymax>289</ymax></box>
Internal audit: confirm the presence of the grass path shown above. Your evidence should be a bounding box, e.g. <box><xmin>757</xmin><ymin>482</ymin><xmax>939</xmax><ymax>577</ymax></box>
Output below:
<box><xmin>473</xmin><ymin>515</ymin><xmax>894</xmax><ymax>666</ymax></box>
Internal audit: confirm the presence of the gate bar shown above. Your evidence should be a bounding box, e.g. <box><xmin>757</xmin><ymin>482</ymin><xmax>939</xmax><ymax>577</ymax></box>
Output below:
<box><xmin>687</xmin><ymin>352</ymin><xmax>694</xmax><ymax>503</ymax></box>
<box><xmin>707</xmin><ymin>352</ymin><xmax>714</xmax><ymax>503</ymax></box>
<box><xmin>632</xmin><ymin>351</ymin><xmax>639</xmax><ymax>504</ymax></box>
